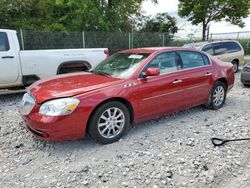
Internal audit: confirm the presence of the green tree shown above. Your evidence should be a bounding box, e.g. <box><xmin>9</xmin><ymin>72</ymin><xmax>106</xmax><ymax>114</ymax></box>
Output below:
<box><xmin>0</xmin><ymin>0</ymin><xmax>158</xmax><ymax>32</ymax></box>
<box><xmin>178</xmin><ymin>0</ymin><xmax>250</xmax><ymax>41</ymax></box>
<box><xmin>140</xmin><ymin>13</ymin><xmax>178</xmax><ymax>34</ymax></box>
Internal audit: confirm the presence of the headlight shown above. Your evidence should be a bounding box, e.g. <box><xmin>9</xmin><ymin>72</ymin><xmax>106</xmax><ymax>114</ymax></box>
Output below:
<box><xmin>39</xmin><ymin>98</ymin><xmax>80</xmax><ymax>116</ymax></box>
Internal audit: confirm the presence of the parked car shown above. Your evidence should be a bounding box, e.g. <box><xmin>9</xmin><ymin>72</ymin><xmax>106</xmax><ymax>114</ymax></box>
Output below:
<box><xmin>241</xmin><ymin>62</ymin><xmax>250</xmax><ymax>86</ymax></box>
<box><xmin>0</xmin><ymin>29</ymin><xmax>109</xmax><ymax>89</ymax></box>
<box><xmin>183</xmin><ymin>40</ymin><xmax>244</xmax><ymax>73</ymax></box>
<box><xmin>20</xmin><ymin>47</ymin><xmax>235</xmax><ymax>144</ymax></box>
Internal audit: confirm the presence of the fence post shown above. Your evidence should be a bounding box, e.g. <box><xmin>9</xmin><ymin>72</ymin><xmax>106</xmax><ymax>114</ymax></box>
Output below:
<box><xmin>129</xmin><ymin>32</ymin><xmax>131</xmax><ymax>49</ymax></box>
<box><xmin>20</xmin><ymin>29</ymin><xmax>25</xmax><ymax>50</ymax></box>
<box><xmin>162</xmin><ymin>33</ymin><xmax>165</xmax><ymax>46</ymax></box>
<box><xmin>131</xmin><ymin>30</ymin><xmax>134</xmax><ymax>49</ymax></box>
<box><xmin>237</xmin><ymin>32</ymin><xmax>240</xmax><ymax>40</ymax></box>
<box><xmin>210</xmin><ymin>33</ymin><xmax>213</xmax><ymax>41</ymax></box>
<box><xmin>82</xmin><ymin>31</ymin><xmax>86</xmax><ymax>48</ymax></box>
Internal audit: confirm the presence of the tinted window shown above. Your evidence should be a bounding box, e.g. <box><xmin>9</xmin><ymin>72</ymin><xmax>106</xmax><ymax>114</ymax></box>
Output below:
<box><xmin>202</xmin><ymin>44</ymin><xmax>214</xmax><ymax>55</ymax></box>
<box><xmin>0</xmin><ymin>32</ymin><xmax>10</xmax><ymax>51</ymax></box>
<box><xmin>178</xmin><ymin>51</ymin><xmax>206</xmax><ymax>69</ymax></box>
<box><xmin>212</xmin><ymin>42</ymin><xmax>241</xmax><ymax>55</ymax></box>
<box><xmin>202</xmin><ymin>54</ymin><xmax>211</xmax><ymax>65</ymax></box>
<box><xmin>146</xmin><ymin>52</ymin><xmax>179</xmax><ymax>74</ymax></box>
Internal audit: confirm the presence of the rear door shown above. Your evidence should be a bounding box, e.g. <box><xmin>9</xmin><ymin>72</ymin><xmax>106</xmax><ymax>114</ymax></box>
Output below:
<box><xmin>176</xmin><ymin>50</ymin><xmax>214</xmax><ymax>108</ymax></box>
<box><xmin>0</xmin><ymin>32</ymin><xmax>19</xmax><ymax>84</ymax></box>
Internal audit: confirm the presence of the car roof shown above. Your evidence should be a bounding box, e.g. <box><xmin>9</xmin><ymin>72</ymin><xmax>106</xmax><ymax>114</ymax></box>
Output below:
<box><xmin>184</xmin><ymin>39</ymin><xmax>239</xmax><ymax>48</ymax></box>
<box><xmin>119</xmin><ymin>47</ymin><xmax>201</xmax><ymax>54</ymax></box>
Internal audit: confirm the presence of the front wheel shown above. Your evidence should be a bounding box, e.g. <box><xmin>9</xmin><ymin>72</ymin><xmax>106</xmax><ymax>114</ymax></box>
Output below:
<box><xmin>206</xmin><ymin>81</ymin><xmax>227</xmax><ymax>110</ymax></box>
<box><xmin>88</xmin><ymin>101</ymin><xmax>130</xmax><ymax>144</ymax></box>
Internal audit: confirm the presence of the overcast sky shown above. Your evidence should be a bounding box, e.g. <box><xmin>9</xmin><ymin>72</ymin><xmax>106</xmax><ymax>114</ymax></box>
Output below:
<box><xmin>142</xmin><ymin>0</ymin><xmax>250</xmax><ymax>39</ymax></box>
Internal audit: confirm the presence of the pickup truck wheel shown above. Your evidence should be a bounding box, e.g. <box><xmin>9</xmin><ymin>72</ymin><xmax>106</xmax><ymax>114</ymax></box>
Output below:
<box><xmin>88</xmin><ymin>101</ymin><xmax>130</xmax><ymax>144</ymax></box>
<box><xmin>206</xmin><ymin>81</ymin><xmax>227</xmax><ymax>110</ymax></box>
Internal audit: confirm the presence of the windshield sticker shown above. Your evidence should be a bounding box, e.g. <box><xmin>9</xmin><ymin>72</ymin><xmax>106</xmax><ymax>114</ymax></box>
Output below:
<box><xmin>128</xmin><ymin>55</ymin><xmax>143</xmax><ymax>59</ymax></box>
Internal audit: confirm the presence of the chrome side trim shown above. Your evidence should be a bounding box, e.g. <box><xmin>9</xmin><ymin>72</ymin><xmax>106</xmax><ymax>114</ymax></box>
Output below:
<box><xmin>143</xmin><ymin>90</ymin><xmax>184</xmax><ymax>101</ymax></box>
<box><xmin>142</xmin><ymin>83</ymin><xmax>209</xmax><ymax>101</ymax></box>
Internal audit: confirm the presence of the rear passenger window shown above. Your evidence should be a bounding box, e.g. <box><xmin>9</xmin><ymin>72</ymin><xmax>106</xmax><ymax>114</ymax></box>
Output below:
<box><xmin>225</xmin><ymin>42</ymin><xmax>242</xmax><ymax>53</ymax></box>
<box><xmin>0</xmin><ymin>32</ymin><xmax>10</xmax><ymax>51</ymax></box>
<box><xmin>212</xmin><ymin>42</ymin><xmax>241</xmax><ymax>55</ymax></box>
<box><xmin>202</xmin><ymin>54</ymin><xmax>211</xmax><ymax>65</ymax></box>
<box><xmin>202</xmin><ymin>44</ymin><xmax>214</xmax><ymax>55</ymax></box>
<box><xmin>178</xmin><ymin>51</ymin><xmax>207</xmax><ymax>69</ymax></box>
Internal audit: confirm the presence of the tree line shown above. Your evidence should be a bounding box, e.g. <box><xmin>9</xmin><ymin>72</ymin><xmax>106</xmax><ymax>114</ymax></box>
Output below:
<box><xmin>0</xmin><ymin>0</ymin><xmax>177</xmax><ymax>35</ymax></box>
<box><xmin>1</xmin><ymin>0</ymin><xmax>250</xmax><ymax>41</ymax></box>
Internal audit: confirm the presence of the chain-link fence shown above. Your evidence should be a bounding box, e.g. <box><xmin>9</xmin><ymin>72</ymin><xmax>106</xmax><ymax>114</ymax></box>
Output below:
<box><xmin>16</xmin><ymin>29</ymin><xmax>250</xmax><ymax>55</ymax></box>
<box><xmin>17</xmin><ymin>29</ymin><xmax>178</xmax><ymax>54</ymax></box>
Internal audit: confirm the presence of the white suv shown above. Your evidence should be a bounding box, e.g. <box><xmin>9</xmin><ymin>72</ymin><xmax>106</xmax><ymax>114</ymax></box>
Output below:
<box><xmin>184</xmin><ymin>40</ymin><xmax>244</xmax><ymax>72</ymax></box>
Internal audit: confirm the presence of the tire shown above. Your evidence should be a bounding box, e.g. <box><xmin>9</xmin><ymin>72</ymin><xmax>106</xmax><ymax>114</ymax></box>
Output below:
<box><xmin>206</xmin><ymin>81</ymin><xmax>227</xmax><ymax>110</ymax></box>
<box><xmin>232</xmin><ymin>60</ymin><xmax>239</xmax><ymax>73</ymax></box>
<box><xmin>88</xmin><ymin>101</ymin><xmax>130</xmax><ymax>144</ymax></box>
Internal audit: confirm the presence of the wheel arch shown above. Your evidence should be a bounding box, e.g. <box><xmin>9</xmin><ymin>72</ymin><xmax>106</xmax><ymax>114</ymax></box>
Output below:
<box><xmin>216</xmin><ymin>77</ymin><xmax>228</xmax><ymax>91</ymax></box>
<box><xmin>231</xmin><ymin>59</ymin><xmax>239</xmax><ymax>64</ymax></box>
<box><xmin>57</xmin><ymin>60</ymin><xmax>92</xmax><ymax>74</ymax></box>
<box><xmin>86</xmin><ymin>97</ymin><xmax>134</xmax><ymax>132</ymax></box>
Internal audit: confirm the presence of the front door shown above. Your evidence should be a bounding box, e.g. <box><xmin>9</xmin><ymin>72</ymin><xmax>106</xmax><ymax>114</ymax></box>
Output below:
<box><xmin>133</xmin><ymin>52</ymin><xmax>185</xmax><ymax>121</ymax></box>
<box><xmin>0</xmin><ymin>32</ymin><xmax>19</xmax><ymax>84</ymax></box>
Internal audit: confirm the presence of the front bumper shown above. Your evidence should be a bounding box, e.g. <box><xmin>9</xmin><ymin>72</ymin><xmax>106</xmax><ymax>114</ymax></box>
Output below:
<box><xmin>22</xmin><ymin>106</ymin><xmax>88</xmax><ymax>141</ymax></box>
<box><xmin>241</xmin><ymin>69</ymin><xmax>250</xmax><ymax>85</ymax></box>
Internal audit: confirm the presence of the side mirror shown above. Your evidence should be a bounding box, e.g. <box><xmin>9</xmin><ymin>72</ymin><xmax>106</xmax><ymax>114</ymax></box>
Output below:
<box><xmin>143</xmin><ymin>68</ymin><xmax>160</xmax><ymax>78</ymax></box>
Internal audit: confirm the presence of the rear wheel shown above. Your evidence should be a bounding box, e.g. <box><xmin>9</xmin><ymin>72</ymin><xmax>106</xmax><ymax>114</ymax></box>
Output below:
<box><xmin>206</xmin><ymin>81</ymin><xmax>227</xmax><ymax>110</ymax></box>
<box><xmin>88</xmin><ymin>101</ymin><xmax>130</xmax><ymax>144</ymax></box>
<box><xmin>232</xmin><ymin>60</ymin><xmax>239</xmax><ymax>73</ymax></box>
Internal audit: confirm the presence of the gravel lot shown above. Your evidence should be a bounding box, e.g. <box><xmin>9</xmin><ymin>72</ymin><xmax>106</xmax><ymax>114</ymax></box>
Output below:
<box><xmin>0</xmin><ymin>72</ymin><xmax>249</xmax><ymax>188</ymax></box>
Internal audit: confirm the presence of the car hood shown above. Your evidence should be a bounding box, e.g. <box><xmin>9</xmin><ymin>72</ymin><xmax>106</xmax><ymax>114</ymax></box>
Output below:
<box><xmin>28</xmin><ymin>72</ymin><xmax>124</xmax><ymax>103</ymax></box>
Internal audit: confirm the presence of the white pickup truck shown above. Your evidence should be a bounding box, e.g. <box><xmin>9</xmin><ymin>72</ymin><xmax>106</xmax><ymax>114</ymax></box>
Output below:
<box><xmin>0</xmin><ymin>29</ymin><xmax>109</xmax><ymax>89</ymax></box>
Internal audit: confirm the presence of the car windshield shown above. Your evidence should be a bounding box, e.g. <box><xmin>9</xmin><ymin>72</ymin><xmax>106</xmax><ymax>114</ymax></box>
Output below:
<box><xmin>90</xmin><ymin>53</ymin><xmax>150</xmax><ymax>78</ymax></box>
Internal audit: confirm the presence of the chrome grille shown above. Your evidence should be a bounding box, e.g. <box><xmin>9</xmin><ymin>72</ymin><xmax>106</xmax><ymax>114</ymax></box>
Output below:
<box><xmin>245</xmin><ymin>67</ymin><xmax>250</xmax><ymax>72</ymax></box>
<box><xmin>20</xmin><ymin>93</ymin><xmax>35</xmax><ymax>115</ymax></box>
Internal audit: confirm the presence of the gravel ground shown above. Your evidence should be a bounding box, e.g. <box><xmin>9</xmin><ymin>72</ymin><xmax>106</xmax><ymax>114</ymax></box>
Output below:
<box><xmin>0</xmin><ymin>72</ymin><xmax>249</xmax><ymax>188</ymax></box>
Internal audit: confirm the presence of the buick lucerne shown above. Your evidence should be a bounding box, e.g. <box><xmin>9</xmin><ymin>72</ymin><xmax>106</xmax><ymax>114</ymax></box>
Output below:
<box><xmin>20</xmin><ymin>48</ymin><xmax>234</xmax><ymax>144</ymax></box>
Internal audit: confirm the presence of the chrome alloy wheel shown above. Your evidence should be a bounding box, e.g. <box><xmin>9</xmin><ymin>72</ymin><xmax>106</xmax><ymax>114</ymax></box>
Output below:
<box><xmin>97</xmin><ymin>107</ymin><xmax>125</xmax><ymax>139</ymax></box>
<box><xmin>213</xmin><ymin>86</ymin><xmax>225</xmax><ymax>107</ymax></box>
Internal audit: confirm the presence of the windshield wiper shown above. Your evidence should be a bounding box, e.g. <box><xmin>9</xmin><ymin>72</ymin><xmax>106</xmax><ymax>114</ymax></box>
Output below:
<box><xmin>89</xmin><ymin>70</ymin><xmax>110</xmax><ymax>76</ymax></box>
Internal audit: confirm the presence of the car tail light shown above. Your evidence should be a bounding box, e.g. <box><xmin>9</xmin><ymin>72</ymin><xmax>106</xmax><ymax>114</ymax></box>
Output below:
<box><xmin>104</xmin><ymin>50</ymin><xmax>110</xmax><ymax>57</ymax></box>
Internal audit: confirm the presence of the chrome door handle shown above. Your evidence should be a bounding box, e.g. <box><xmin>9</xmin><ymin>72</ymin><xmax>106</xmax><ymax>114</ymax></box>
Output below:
<box><xmin>173</xmin><ymin>79</ymin><xmax>182</xmax><ymax>84</ymax></box>
<box><xmin>205</xmin><ymin>72</ymin><xmax>212</xmax><ymax>76</ymax></box>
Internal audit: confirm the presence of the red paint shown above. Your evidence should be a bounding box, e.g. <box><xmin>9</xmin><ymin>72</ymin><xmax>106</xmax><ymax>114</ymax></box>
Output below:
<box><xmin>22</xmin><ymin>48</ymin><xmax>235</xmax><ymax>141</ymax></box>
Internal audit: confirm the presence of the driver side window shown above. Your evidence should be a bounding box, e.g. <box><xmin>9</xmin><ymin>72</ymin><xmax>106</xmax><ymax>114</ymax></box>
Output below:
<box><xmin>0</xmin><ymin>32</ymin><xmax>10</xmax><ymax>51</ymax></box>
<box><xmin>146</xmin><ymin>52</ymin><xmax>179</xmax><ymax>75</ymax></box>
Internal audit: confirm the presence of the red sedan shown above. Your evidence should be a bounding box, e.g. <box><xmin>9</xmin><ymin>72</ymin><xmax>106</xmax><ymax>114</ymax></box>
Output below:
<box><xmin>20</xmin><ymin>48</ymin><xmax>234</xmax><ymax>144</ymax></box>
